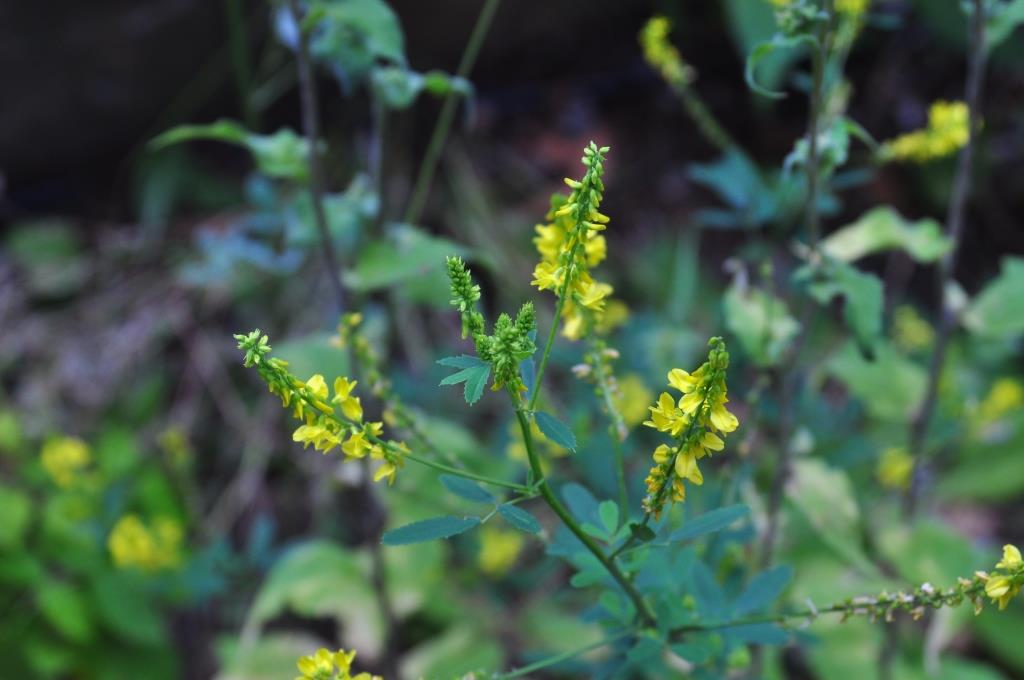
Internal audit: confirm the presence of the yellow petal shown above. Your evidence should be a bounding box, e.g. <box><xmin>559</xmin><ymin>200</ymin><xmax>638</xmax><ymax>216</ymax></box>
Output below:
<box><xmin>997</xmin><ymin>544</ymin><xmax>1023</xmax><ymax>570</ymax></box>
<box><xmin>667</xmin><ymin>368</ymin><xmax>697</xmax><ymax>393</ymax></box>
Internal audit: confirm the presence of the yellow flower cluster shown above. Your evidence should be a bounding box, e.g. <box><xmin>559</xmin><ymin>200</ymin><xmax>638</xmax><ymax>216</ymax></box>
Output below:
<box><xmin>107</xmin><ymin>514</ymin><xmax>183</xmax><ymax>571</ymax></box>
<box><xmin>985</xmin><ymin>544</ymin><xmax>1023</xmax><ymax>610</ymax></box>
<box><xmin>879</xmin><ymin>100</ymin><xmax>969</xmax><ymax>163</ymax></box>
<box><xmin>295</xmin><ymin>647</ymin><xmax>381</xmax><ymax>680</ymax></box>
<box><xmin>235</xmin><ymin>330</ymin><xmax>408</xmax><ymax>485</ymax></box>
<box><xmin>40</xmin><ymin>436</ymin><xmax>91</xmax><ymax>488</ymax></box>
<box><xmin>531</xmin><ymin>142</ymin><xmax>615</xmax><ymax>340</ymax></box>
<box><xmin>768</xmin><ymin>0</ymin><xmax>869</xmax><ymax>14</ymax></box>
<box><xmin>642</xmin><ymin>338</ymin><xmax>739</xmax><ymax>516</ymax></box>
<box><xmin>876</xmin><ymin>446</ymin><xmax>914</xmax><ymax>490</ymax></box>
<box><xmin>639</xmin><ymin>16</ymin><xmax>695</xmax><ymax>89</ymax></box>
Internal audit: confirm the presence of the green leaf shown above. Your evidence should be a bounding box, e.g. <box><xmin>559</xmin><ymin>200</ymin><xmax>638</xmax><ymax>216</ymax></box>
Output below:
<box><xmin>723</xmin><ymin>282</ymin><xmax>800</xmax><ymax>367</ymax></box>
<box><xmin>723</xmin><ymin>0</ymin><xmax>802</xmax><ymax>95</ymax></box>
<box><xmin>787</xmin><ymin>459</ymin><xmax>880</xmax><ymax>577</ymax></box>
<box><xmin>382</xmin><ymin>515</ymin><xmax>481</xmax><ymax>545</ymax></box>
<box><xmin>438</xmin><ymin>474</ymin><xmax>494</xmax><ymax>504</ymax></box>
<box><xmin>987</xmin><ymin>0</ymin><xmax>1024</xmax><ymax>51</ymax></box>
<box><xmin>498</xmin><ymin>504</ymin><xmax>542</xmax><ymax>534</ymax></box>
<box><xmin>438</xmin><ymin>355</ymin><xmax>491</xmax><ymax>405</ymax></box>
<box><xmin>826</xmin><ymin>340</ymin><xmax>926</xmax><ymax>421</ymax></box>
<box><xmin>820</xmin><ymin>207</ymin><xmax>950</xmax><ymax>263</ymax></box>
<box><xmin>964</xmin><ymin>256</ymin><xmax>1024</xmax><ymax>339</ymax></box>
<box><xmin>371</xmin><ymin>67</ymin><xmax>471</xmax><ymax>110</ymax></box>
<box><xmin>803</xmin><ymin>260</ymin><xmax>883</xmax><ymax>358</ymax></box>
<box><xmin>91</xmin><ymin>572</ymin><xmax>165</xmax><ymax>646</ymax></box>
<box><xmin>734</xmin><ymin>565</ymin><xmax>793</xmax><ymax>615</ymax></box>
<box><xmin>277</xmin><ymin>332</ymin><xmax>350</xmax><ymax>383</ymax></box>
<box><xmin>0</xmin><ymin>484</ymin><xmax>31</xmax><ymax>548</ymax></box>
<box><xmin>150</xmin><ymin>120</ymin><xmax>310</xmax><ymax>181</ymax></box>
<box><xmin>37</xmin><ymin>581</ymin><xmax>94</xmax><ymax>643</ymax></box>
<box><xmin>534</xmin><ymin>411</ymin><xmax>576</xmax><ymax>452</ymax></box>
<box><xmin>745</xmin><ymin>34</ymin><xmax>817</xmax><ymax>99</ymax></box>
<box><xmin>598</xmin><ymin>500</ymin><xmax>619</xmax><ymax>535</ymax></box>
<box><xmin>399</xmin><ymin>624</ymin><xmax>502</xmax><ymax>680</ymax></box>
<box><xmin>305</xmin><ymin>0</ymin><xmax>406</xmax><ymax>85</ymax></box>
<box><xmin>689</xmin><ymin>149</ymin><xmax>777</xmax><ymax>228</ymax></box>
<box><xmin>668</xmin><ymin>505</ymin><xmax>749</xmax><ymax>542</ymax></box>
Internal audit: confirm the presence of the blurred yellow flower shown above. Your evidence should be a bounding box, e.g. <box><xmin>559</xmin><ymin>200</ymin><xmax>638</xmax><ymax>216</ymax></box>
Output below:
<box><xmin>478</xmin><ymin>525</ymin><xmax>524</xmax><ymax>577</ymax></box>
<box><xmin>876</xmin><ymin>447</ymin><xmax>914</xmax><ymax>490</ymax></box>
<box><xmin>295</xmin><ymin>647</ymin><xmax>380</xmax><ymax>680</ymax></box>
<box><xmin>892</xmin><ymin>305</ymin><xmax>934</xmax><ymax>353</ymax></box>
<box><xmin>40</xmin><ymin>436</ymin><xmax>91</xmax><ymax>488</ymax></box>
<box><xmin>976</xmin><ymin>378</ymin><xmax>1024</xmax><ymax>426</ymax></box>
<box><xmin>879</xmin><ymin>101</ymin><xmax>969</xmax><ymax>163</ymax></box>
<box><xmin>108</xmin><ymin>514</ymin><xmax>183</xmax><ymax>571</ymax></box>
<box><xmin>614</xmin><ymin>373</ymin><xmax>655</xmax><ymax>429</ymax></box>
<box><xmin>639</xmin><ymin>16</ymin><xmax>695</xmax><ymax>89</ymax></box>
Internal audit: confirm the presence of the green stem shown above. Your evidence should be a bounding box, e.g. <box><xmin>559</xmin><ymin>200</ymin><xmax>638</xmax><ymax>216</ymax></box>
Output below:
<box><xmin>588</xmin><ymin>337</ymin><xmax>630</xmax><ymax>513</ymax></box>
<box><xmin>403</xmin><ymin>451</ymin><xmax>531</xmax><ymax>493</ymax></box>
<box><xmin>511</xmin><ymin>399</ymin><xmax>656</xmax><ymax>627</ymax></box>
<box><xmin>403</xmin><ymin>0</ymin><xmax>501</xmax><ymax>225</ymax></box>
<box><xmin>528</xmin><ymin>291</ymin><xmax>569</xmax><ymax>412</ymax></box>
<box><xmin>494</xmin><ymin>630</ymin><xmax>632</xmax><ymax>679</ymax></box>
<box><xmin>676</xmin><ymin>85</ymin><xmax>735</xmax><ymax>152</ymax></box>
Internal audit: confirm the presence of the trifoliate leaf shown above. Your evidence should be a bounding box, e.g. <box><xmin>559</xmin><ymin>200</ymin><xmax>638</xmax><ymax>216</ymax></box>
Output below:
<box><xmin>598</xmin><ymin>500</ymin><xmax>620</xmax><ymax>535</ymax></box>
<box><xmin>382</xmin><ymin>516</ymin><xmax>481</xmax><ymax>545</ymax></box>
<box><xmin>438</xmin><ymin>355</ymin><xmax>491</xmax><ymax>405</ymax></box>
<box><xmin>438</xmin><ymin>474</ymin><xmax>494</xmax><ymax>504</ymax></box>
<box><xmin>497</xmin><ymin>504</ymin><xmax>542</xmax><ymax>534</ymax></box>
<box><xmin>534</xmin><ymin>411</ymin><xmax>576</xmax><ymax>452</ymax></box>
<box><xmin>802</xmin><ymin>260</ymin><xmax>883</xmax><ymax>359</ymax></box>
<box><xmin>668</xmin><ymin>504</ymin><xmax>749</xmax><ymax>543</ymax></box>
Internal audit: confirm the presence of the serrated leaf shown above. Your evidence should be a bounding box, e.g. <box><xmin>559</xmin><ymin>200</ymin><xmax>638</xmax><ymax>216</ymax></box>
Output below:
<box><xmin>437</xmin><ymin>354</ymin><xmax>483</xmax><ymax>369</ymax></box>
<box><xmin>534</xmin><ymin>411</ymin><xmax>576</xmax><ymax>451</ymax></box>
<box><xmin>598</xmin><ymin>500</ymin><xmax>619</xmax><ymax>535</ymax></box>
<box><xmin>821</xmin><ymin>206</ymin><xmax>950</xmax><ymax>263</ymax></box>
<box><xmin>498</xmin><ymin>504</ymin><xmax>541</xmax><ymax>534</ymax></box>
<box><xmin>734</xmin><ymin>565</ymin><xmax>793</xmax><ymax>615</ymax></box>
<box><xmin>382</xmin><ymin>516</ymin><xmax>481</xmax><ymax>546</ymax></box>
<box><xmin>438</xmin><ymin>474</ymin><xmax>494</xmax><ymax>504</ymax></box>
<box><xmin>668</xmin><ymin>505</ymin><xmax>749</xmax><ymax>542</ymax></box>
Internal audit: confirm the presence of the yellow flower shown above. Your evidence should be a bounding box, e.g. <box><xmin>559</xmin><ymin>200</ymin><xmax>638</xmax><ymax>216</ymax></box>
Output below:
<box><xmin>985</xmin><ymin>544</ymin><xmax>1024</xmax><ymax>610</ymax></box>
<box><xmin>293</xmin><ymin>424</ymin><xmax>342</xmax><ymax>453</ymax></box>
<box><xmin>333</xmin><ymin>377</ymin><xmax>364</xmax><ymax>422</ymax></box>
<box><xmin>674</xmin><ymin>449</ymin><xmax>704</xmax><ymax>486</ymax></box>
<box><xmin>614</xmin><ymin>373</ymin><xmax>654</xmax><ymax>428</ymax></box>
<box><xmin>997</xmin><ymin>544</ymin><xmax>1023</xmax><ymax>571</ymax></box>
<box><xmin>531</xmin><ymin>261</ymin><xmax>562</xmax><ymax>291</ymax></box>
<box><xmin>644</xmin><ymin>392</ymin><xmax>687</xmax><ymax>436</ymax></box>
<box><xmin>40</xmin><ymin>436</ymin><xmax>91</xmax><ymax>488</ymax></box>
<box><xmin>876</xmin><ymin>446</ymin><xmax>914</xmax><ymax>490</ymax></box>
<box><xmin>977</xmin><ymin>378</ymin><xmax>1024</xmax><ymax>426</ymax></box>
<box><xmin>639</xmin><ymin>16</ymin><xmax>695</xmax><ymax>89</ymax></box>
<box><xmin>108</xmin><ymin>514</ymin><xmax>183</xmax><ymax>571</ymax></box>
<box><xmin>478</xmin><ymin>525</ymin><xmax>524</xmax><ymax>576</ymax></box>
<box><xmin>892</xmin><ymin>305</ymin><xmax>934</xmax><ymax>353</ymax></box>
<box><xmin>879</xmin><ymin>100</ymin><xmax>969</xmax><ymax>163</ymax></box>
<box><xmin>295</xmin><ymin>648</ymin><xmax>365</xmax><ymax>680</ymax></box>
<box><xmin>342</xmin><ymin>431</ymin><xmax>371</xmax><ymax>460</ymax></box>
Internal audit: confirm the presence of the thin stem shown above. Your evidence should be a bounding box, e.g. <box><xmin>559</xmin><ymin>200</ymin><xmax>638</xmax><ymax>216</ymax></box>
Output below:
<box><xmin>403</xmin><ymin>0</ymin><xmax>501</xmax><ymax>225</ymax></box>
<box><xmin>494</xmin><ymin>630</ymin><xmax>632</xmax><ymax>679</ymax></box>
<box><xmin>287</xmin><ymin>0</ymin><xmax>347</xmax><ymax>314</ymax></box>
<box><xmin>905</xmin><ymin>0</ymin><xmax>987</xmax><ymax>518</ymax></box>
<box><xmin>404</xmin><ymin>451</ymin><xmax>531</xmax><ymax>493</ymax></box>
<box><xmin>512</xmin><ymin>398</ymin><xmax>657</xmax><ymax>627</ymax></box>
<box><xmin>759</xmin><ymin>15</ymin><xmax>830</xmax><ymax>570</ymax></box>
<box><xmin>675</xmin><ymin>84</ymin><xmax>735</xmax><ymax>152</ymax></box>
<box><xmin>588</xmin><ymin>338</ymin><xmax>630</xmax><ymax>513</ymax></box>
<box><xmin>529</xmin><ymin>291</ymin><xmax>570</xmax><ymax>412</ymax></box>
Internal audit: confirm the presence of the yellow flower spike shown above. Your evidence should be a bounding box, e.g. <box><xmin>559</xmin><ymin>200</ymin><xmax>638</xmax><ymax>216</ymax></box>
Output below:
<box><xmin>879</xmin><ymin>100</ymin><xmax>970</xmax><ymax>163</ymax></box>
<box><xmin>108</xmin><ymin>514</ymin><xmax>183</xmax><ymax>571</ymax></box>
<box><xmin>997</xmin><ymin>545</ymin><xmax>1023</xmax><ymax>571</ymax></box>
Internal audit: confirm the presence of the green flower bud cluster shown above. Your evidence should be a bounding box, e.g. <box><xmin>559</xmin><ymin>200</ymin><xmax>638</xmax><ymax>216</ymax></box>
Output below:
<box><xmin>776</xmin><ymin>0</ymin><xmax>827</xmax><ymax>37</ymax></box>
<box><xmin>445</xmin><ymin>258</ymin><xmax>536</xmax><ymax>393</ymax></box>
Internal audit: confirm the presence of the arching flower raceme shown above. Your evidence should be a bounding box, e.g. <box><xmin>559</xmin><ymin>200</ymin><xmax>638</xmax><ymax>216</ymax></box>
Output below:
<box><xmin>235</xmin><ymin>330</ymin><xmax>407</xmax><ymax>485</ymax></box>
<box><xmin>879</xmin><ymin>100</ymin><xmax>969</xmax><ymax>164</ymax></box>
<box><xmin>107</xmin><ymin>514</ymin><xmax>183</xmax><ymax>571</ymax></box>
<box><xmin>530</xmin><ymin>142</ymin><xmax>617</xmax><ymax>340</ymax></box>
<box><xmin>639</xmin><ymin>16</ymin><xmax>695</xmax><ymax>90</ymax></box>
<box><xmin>642</xmin><ymin>337</ymin><xmax>738</xmax><ymax>517</ymax></box>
